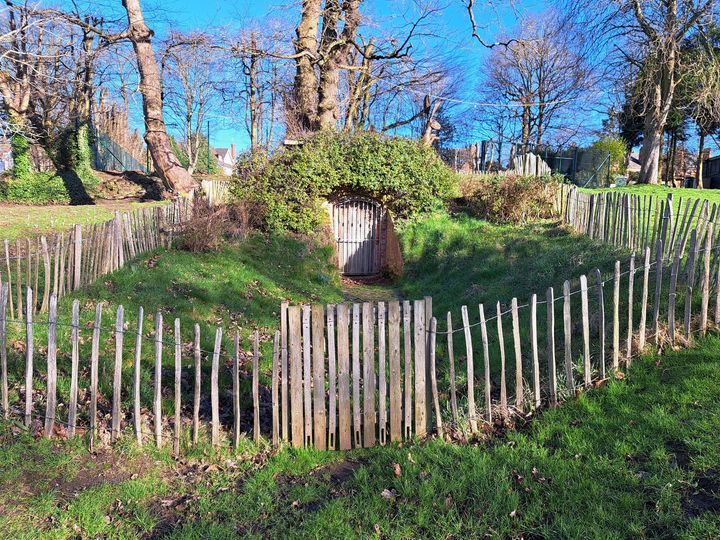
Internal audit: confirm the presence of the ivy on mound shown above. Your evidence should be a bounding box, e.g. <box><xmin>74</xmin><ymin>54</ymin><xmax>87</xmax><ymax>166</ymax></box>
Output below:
<box><xmin>233</xmin><ymin>131</ymin><xmax>458</xmax><ymax>233</ymax></box>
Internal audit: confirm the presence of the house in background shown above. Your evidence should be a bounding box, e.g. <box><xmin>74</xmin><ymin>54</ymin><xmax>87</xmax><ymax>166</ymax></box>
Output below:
<box><xmin>213</xmin><ymin>143</ymin><xmax>236</xmax><ymax>176</ymax></box>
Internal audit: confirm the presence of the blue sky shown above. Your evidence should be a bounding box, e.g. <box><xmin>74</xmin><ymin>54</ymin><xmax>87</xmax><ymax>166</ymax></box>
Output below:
<box><xmin>135</xmin><ymin>0</ymin><xmax>549</xmax><ymax>151</ymax></box>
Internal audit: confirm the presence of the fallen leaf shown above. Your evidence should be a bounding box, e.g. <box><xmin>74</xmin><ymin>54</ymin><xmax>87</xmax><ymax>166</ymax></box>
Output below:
<box><xmin>615</xmin><ymin>371</ymin><xmax>625</xmax><ymax>380</ymax></box>
<box><xmin>381</xmin><ymin>488</ymin><xmax>397</xmax><ymax>500</ymax></box>
<box><xmin>393</xmin><ymin>463</ymin><xmax>401</xmax><ymax>477</ymax></box>
<box><xmin>407</xmin><ymin>453</ymin><xmax>416</xmax><ymax>464</ymax></box>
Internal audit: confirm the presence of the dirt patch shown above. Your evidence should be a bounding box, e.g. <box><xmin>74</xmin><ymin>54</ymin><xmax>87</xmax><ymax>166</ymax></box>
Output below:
<box><xmin>666</xmin><ymin>439</ymin><xmax>692</xmax><ymax>470</ymax></box>
<box><xmin>683</xmin><ymin>470</ymin><xmax>720</xmax><ymax>518</ymax></box>
<box><xmin>94</xmin><ymin>170</ymin><xmax>166</xmax><ymax>201</ymax></box>
<box><xmin>0</xmin><ymin>446</ymin><xmax>155</xmax><ymax>511</ymax></box>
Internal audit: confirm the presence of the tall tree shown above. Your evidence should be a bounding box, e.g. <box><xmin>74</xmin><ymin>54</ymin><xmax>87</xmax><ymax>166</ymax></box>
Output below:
<box><xmin>121</xmin><ymin>0</ymin><xmax>196</xmax><ymax>194</ymax></box>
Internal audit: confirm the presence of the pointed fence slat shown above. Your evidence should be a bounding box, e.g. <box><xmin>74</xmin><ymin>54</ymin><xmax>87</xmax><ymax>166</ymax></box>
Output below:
<box><xmin>327</xmin><ymin>306</ymin><xmax>337</xmax><ymax>449</ymax></box>
<box><xmin>388</xmin><ymin>301</ymin><xmax>402</xmax><ymax>442</ymax></box>
<box><xmin>45</xmin><ymin>295</ymin><xmax>58</xmax><ymax>438</ymax></box>
<box><xmin>133</xmin><ymin>307</ymin><xmax>144</xmax><ymax>445</ymax></box>
<box><xmin>68</xmin><ymin>300</ymin><xmax>80</xmax><ymax>438</ymax></box>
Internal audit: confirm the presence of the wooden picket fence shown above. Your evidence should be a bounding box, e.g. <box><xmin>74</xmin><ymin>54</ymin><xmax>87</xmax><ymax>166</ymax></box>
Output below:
<box><xmin>0</xmin><ymin>199</ymin><xmax>193</xmax><ymax>321</ymax></box>
<box><xmin>3</xmin><ymin>183</ymin><xmax>720</xmax><ymax>455</ymax></box>
<box><xmin>200</xmin><ymin>179</ymin><xmax>231</xmax><ymax>206</ymax></box>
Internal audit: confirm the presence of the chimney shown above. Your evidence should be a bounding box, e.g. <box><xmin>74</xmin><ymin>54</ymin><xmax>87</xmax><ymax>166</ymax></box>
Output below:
<box><xmin>230</xmin><ymin>143</ymin><xmax>236</xmax><ymax>161</ymax></box>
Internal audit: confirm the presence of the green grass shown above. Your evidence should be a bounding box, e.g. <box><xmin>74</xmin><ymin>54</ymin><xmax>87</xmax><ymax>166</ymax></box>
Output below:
<box><xmin>0</xmin><ymin>200</ymin><xmax>166</xmax><ymax>241</ymax></box>
<box><xmin>2</xmin><ymin>210</ymin><xmax>719</xmax><ymax>537</ymax></box>
<box><xmin>2</xmin><ymin>336</ymin><xmax>720</xmax><ymax>538</ymax></box>
<box><xmin>2</xmin><ymin>232</ymin><xmax>343</xmax><ymax>439</ymax></box>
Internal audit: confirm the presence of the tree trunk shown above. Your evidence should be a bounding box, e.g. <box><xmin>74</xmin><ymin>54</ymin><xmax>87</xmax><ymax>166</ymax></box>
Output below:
<box><xmin>292</xmin><ymin>0</ymin><xmax>322</xmax><ymax>134</ymax></box>
<box><xmin>122</xmin><ymin>0</ymin><xmax>197</xmax><ymax>195</ymax></box>
<box><xmin>696</xmin><ymin>130</ymin><xmax>705</xmax><ymax>189</ymax></box>
<box><xmin>317</xmin><ymin>0</ymin><xmax>361</xmax><ymax>131</ymax></box>
<box><xmin>638</xmin><ymin>109</ymin><xmax>663</xmax><ymax>184</ymax></box>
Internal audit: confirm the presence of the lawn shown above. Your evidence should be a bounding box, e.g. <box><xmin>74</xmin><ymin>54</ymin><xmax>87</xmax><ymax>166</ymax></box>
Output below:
<box><xmin>1</xmin><ymin>209</ymin><xmax>719</xmax><ymax>538</ymax></box>
<box><xmin>2</xmin><ymin>333</ymin><xmax>719</xmax><ymax>538</ymax></box>
<box><xmin>0</xmin><ymin>200</ymin><xmax>167</xmax><ymax>241</ymax></box>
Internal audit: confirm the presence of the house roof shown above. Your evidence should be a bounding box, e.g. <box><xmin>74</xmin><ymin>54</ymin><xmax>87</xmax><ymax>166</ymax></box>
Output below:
<box><xmin>214</xmin><ymin>147</ymin><xmax>232</xmax><ymax>160</ymax></box>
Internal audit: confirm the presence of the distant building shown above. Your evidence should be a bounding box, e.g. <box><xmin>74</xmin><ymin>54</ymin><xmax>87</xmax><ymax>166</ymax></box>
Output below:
<box><xmin>703</xmin><ymin>151</ymin><xmax>720</xmax><ymax>189</ymax></box>
<box><xmin>0</xmin><ymin>140</ymin><xmax>12</xmax><ymax>172</ymax></box>
<box><xmin>213</xmin><ymin>143</ymin><xmax>236</xmax><ymax>176</ymax></box>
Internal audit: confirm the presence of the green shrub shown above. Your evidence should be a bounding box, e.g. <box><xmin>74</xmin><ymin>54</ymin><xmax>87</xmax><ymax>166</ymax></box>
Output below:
<box><xmin>590</xmin><ymin>136</ymin><xmax>627</xmax><ymax>175</ymax></box>
<box><xmin>232</xmin><ymin>131</ymin><xmax>458</xmax><ymax>232</ymax></box>
<box><xmin>0</xmin><ymin>172</ymin><xmax>70</xmax><ymax>204</ymax></box>
<box><xmin>459</xmin><ymin>173</ymin><xmax>560</xmax><ymax>224</ymax></box>
<box><xmin>11</xmin><ymin>133</ymin><xmax>32</xmax><ymax>181</ymax></box>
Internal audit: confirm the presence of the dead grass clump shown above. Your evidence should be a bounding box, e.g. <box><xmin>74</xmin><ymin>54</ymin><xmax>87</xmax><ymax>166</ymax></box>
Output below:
<box><xmin>460</xmin><ymin>173</ymin><xmax>560</xmax><ymax>224</ymax></box>
<box><xmin>177</xmin><ymin>196</ymin><xmax>263</xmax><ymax>253</ymax></box>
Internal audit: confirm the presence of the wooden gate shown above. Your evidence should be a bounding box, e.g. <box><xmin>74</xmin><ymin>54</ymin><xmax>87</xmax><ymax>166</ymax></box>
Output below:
<box><xmin>332</xmin><ymin>198</ymin><xmax>386</xmax><ymax>276</ymax></box>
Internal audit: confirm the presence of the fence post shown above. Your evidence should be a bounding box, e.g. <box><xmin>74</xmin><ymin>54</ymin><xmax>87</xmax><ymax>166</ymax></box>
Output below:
<box><xmin>496</xmin><ymin>302</ymin><xmax>508</xmax><ymax>419</ymax></box>
<box><xmin>546</xmin><ymin>287</ymin><xmax>557</xmax><ymax>407</ymax></box>
<box><xmin>154</xmin><ymin>312</ymin><xmax>163</xmax><ymax>448</ymax></box>
<box><xmin>429</xmin><ymin>317</ymin><xmax>442</xmax><ymax>437</ymax></box>
<box><xmin>44</xmin><ymin>294</ymin><xmax>58</xmax><ymax>438</ymax></box>
<box><xmin>133</xmin><ymin>306</ymin><xmax>144</xmax><ymax>445</ymax></box>
<box><xmin>193</xmin><ymin>324</ymin><xmax>201</xmax><ymax>446</ymax></box>
<box><xmin>174</xmin><ymin>318</ymin><xmax>182</xmax><ymax>456</ymax></box>
<box><xmin>461</xmin><ymin>305</ymin><xmax>477</xmax><ymax>431</ymax></box>
<box><xmin>68</xmin><ymin>300</ymin><xmax>80</xmax><ymax>438</ymax></box>
<box><xmin>627</xmin><ymin>253</ymin><xmax>636</xmax><ymax>365</ymax></box>
<box><xmin>211</xmin><ymin>327</ymin><xmax>222</xmax><ymax>448</ymax></box>
<box><xmin>111</xmin><ymin>305</ymin><xmax>124</xmax><ymax>443</ymax></box>
<box><xmin>89</xmin><ymin>304</ymin><xmax>102</xmax><ymax>451</ymax></box>
<box><xmin>531</xmin><ymin>294</ymin><xmax>541</xmax><ymax>409</ymax></box>
<box><xmin>638</xmin><ymin>247</ymin><xmax>651</xmax><ymax>351</ymax></box>
<box><xmin>24</xmin><ymin>288</ymin><xmax>33</xmax><ymax>426</ymax></box>
<box><xmin>479</xmin><ymin>303</ymin><xmax>492</xmax><ymax>423</ymax></box>
<box><xmin>0</xmin><ymin>283</ymin><xmax>7</xmax><ymax>419</ymax></box>
<box><xmin>612</xmin><ymin>261</ymin><xmax>620</xmax><ymax>371</ymax></box>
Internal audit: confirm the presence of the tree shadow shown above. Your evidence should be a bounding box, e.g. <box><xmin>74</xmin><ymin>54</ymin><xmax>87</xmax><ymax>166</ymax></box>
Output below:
<box><xmin>58</xmin><ymin>170</ymin><xmax>94</xmax><ymax>206</ymax></box>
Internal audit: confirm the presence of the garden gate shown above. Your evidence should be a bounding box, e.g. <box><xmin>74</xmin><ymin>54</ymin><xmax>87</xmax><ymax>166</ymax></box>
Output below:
<box><xmin>331</xmin><ymin>197</ymin><xmax>387</xmax><ymax>276</ymax></box>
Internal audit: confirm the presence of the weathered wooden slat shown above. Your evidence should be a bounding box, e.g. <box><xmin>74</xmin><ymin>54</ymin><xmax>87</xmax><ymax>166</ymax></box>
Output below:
<box><xmin>377</xmin><ymin>302</ymin><xmax>387</xmax><ymax>445</ymax></box>
<box><xmin>0</xmin><ymin>283</ymin><xmax>7</xmax><ymax>419</ymax></box>
<box><xmin>388</xmin><ymin>301</ymin><xmax>402</xmax><ymax>442</ymax></box>
<box><xmin>302</xmin><ymin>305</ymin><xmax>313</xmax><ymax>447</ymax></box>
<box><xmin>84</xmin><ymin>303</ymin><xmax>101</xmax><ymax>451</ymax></box>
<box><xmin>424</xmin><ymin>296</ymin><xmax>433</xmax><ymax>430</ymax></box>
<box><xmin>573</xmin><ymin>275</ymin><xmax>592</xmax><ymax>388</ymax></box>
<box><xmin>336</xmin><ymin>304</ymin><xmax>351</xmax><ymax>450</ymax></box>
<box><xmin>668</xmin><ymin>248</ymin><xmax>681</xmax><ymax>345</ymax></box>
<box><xmin>403</xmin><ymin>301</ymin><xmax>413</xmax><ymax>438</ymax></box>
<box><xmin>67</xmin><ymin>300</ymin><xmax>81</xmax><ymax>437</ymax></box>
<box><xmin>683</xmin><ymin>229</ymin><xmax>698</xmax><ymax>338</ymax></box>
<box><xmin>546</xmin><ymin>288</ymin><xmax>557</xmax><ymax>407</ymax></box>
<box><xmin>496</xmin><ymin>302</ymin><xmax>508</xmax><ymax>419</ymax></box>
<box><xmin>3</xmin><ymin>241</ymin><xmax>14</xmax><ymax>319</ymax></box>
<box><xmin>612</xmin><ymin>261</ymin><xmax>620</xmax><ymax>371</ymax></box>
<box><xmin>414</xmin><ymin>299</ymin><xmax>427</xmax><ymax>437</ymax></box>
<box><xmin>132</xmin><ymin>307</ymin><xmax>144</xmax><ymax>445</ymax></box>
<box><xmin>289</xmin><ymin>306</ymin><xmax>304</xmax><ymax>448</ymax></box>
<box><xmin>653</xmin><ymin>239</ymin><xmax>665</xmax><ymax>345</ymax></box>
<box><xmin>362</xmin><ymin>303</ymin><xmax>376</xmax><ymax>447</ymax></box>
<box><xmin>233</xmin><ymin>333</ymin><xmax>241</xmax><ymax>448</ymax></box>
<box><xmin>40</xmin><ymin>237</ymin><xmax>50</xmax><ymax>313</ymax></box>
<box><xmin>447</xmin><ymin>311</ymin><xmax>459</xmax><ymax>422</ymax></box>
<box><xmin>627</xmin><ymin>253</ymin><xmax>636</xmax><ymax>365</ymax></box>
<box><xmin>210</xmin><ymin>327</ymin><xmax>222</xmax><ymax>447</ymax></box>
<box><xmin>280</xmin><ymin>301</ymin><xmax>289</xmax><ymax>442</ymax></box>
<box><xmin>174</xmin><ymin>318</ymin><xmax>182</xmax><ymax>456</ymax></box>
<box><xmin>530</xmin><ymin>293</ymin><xmax>540</xmax><ymax>408</ymax></box>
<box><xmin>701</xmin><ymin>225</ymin><xmax>714</xmax><ymax>336</ymax></box>
<box><xmin>327</xmin><ymin>306</ymin><xmax>337</xmax><ymax>450</ymax></box>
<box><xmin>272</xmin><ymin>330</ymin><xmax>280</xmax><ymax>446</ymax></box>
<box><xmin>24</xmin><ymin>288</ymin><xmax>34</xmax><ymax>426</ymax></box>
<box><xmin>478</xmin><ymin>304</ymin><xmax>492</xmax><ymax>423</ymax></box>
<box><xmin>510</xmin><ymin>298</ymin><xmax>523</xmax><ymax>412</ymax></box>
<box><xmin>253</xmin><ymin>330</ymin><xmax>261</xmax><ymax>445</ymax></box>
<box><xmin>154</xmin><ymin>313</ymin><xmax>164</xmax><ymax>448</ymax></box>
<box><xmin>111</xmin><ymin>305</ymin><xmax>124</xmax><ymax>442</ymax></box>
<box><xmin>312</xmin><ymin>305</ymin><xmax>327</xmax><ymax>449</ymax></box>
<box><xmin>193</xmin><ymin>324</ymin><xmax>201</xmax><ymax>446</ymax></box>
<box><xmin>352</xmin><ymin>303</ymin><xmax>362</xmax><ymax>447</ymax></box>
<box><xmin>638</xmin><ymin>247</ymin><xmax>651</xmax><ymax>351</ymax></box>
<box><xmin>44</xmin><ymin>294</ymin><xmax>58</xmax><ymax>438</ymax></box>
<box><xmin>563</xmin><ymin>281</ymin><xmax>574</xmax><ymax>393</ymax></box>
<box><xmin>429</xmin><ymin>317</ymin><xmax>442</xmax><ymax>437</ymax></box>
<box><xmin>461</xmin><ymin>305</ymin><xmax>477</xmax><ymax>431</ymax></box>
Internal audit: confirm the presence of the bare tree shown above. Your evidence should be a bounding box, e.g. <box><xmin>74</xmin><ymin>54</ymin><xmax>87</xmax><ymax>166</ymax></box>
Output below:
<box><xmin>161</xmin><ymin>32</ymin><xmax>219</xmax><ymax>174</ymax></box>
<box><xmin>483</xmin><ymin>13</ymin><xmax>593</xmax><ymax>150</ymax></box>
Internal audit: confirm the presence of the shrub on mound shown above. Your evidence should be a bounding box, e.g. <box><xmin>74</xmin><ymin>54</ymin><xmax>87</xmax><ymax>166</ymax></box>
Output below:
<box><xmin>232</xmin><ymin>131</ymin><xmax>458</xmax><ymax>232</ymax></box>
<box><xmin>0</xmin><ymin>172</ymin><xmax>71</xmax><ymax>204</ymax></box>
<box><xmin>459</xmin><ymin>173</ymin><xmax>561</xmax><ymax>224</ymax></box>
